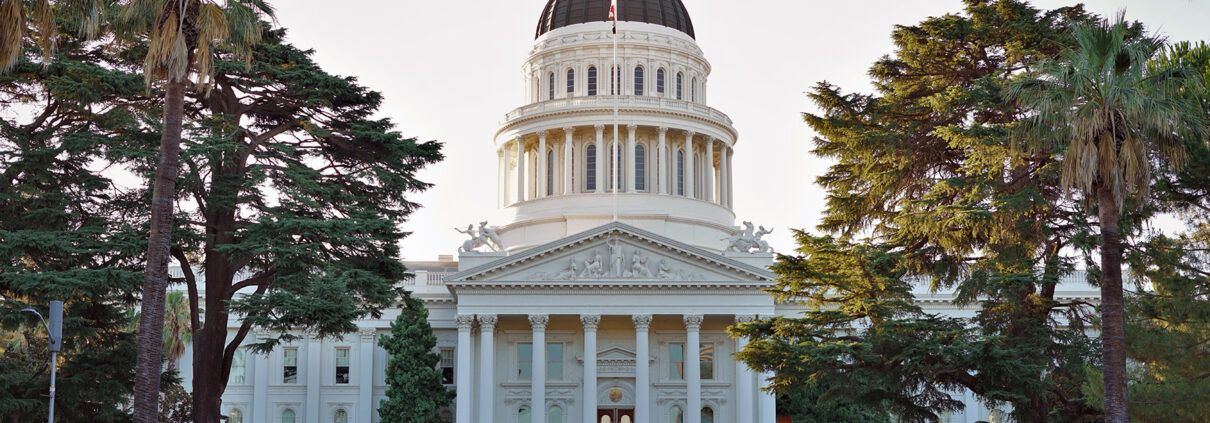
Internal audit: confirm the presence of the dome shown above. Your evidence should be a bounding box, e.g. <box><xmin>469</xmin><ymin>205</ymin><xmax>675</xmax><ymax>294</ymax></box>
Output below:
<box><xmin>535</xmin><ymin>0</ymin><xmax>696</xmax><ymax>39</ymax></box>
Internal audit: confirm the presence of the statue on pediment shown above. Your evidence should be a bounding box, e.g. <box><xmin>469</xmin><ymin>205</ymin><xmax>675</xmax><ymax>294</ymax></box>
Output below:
<box><xmin>628</xmin><ymin>250</ymin><xmax>654</xmax><ymax>278</ymax></box>
<box><xmin>723</xmin><ymin>221</ymin><xmax>775</xmax><ymax>254</ymax></box>
<box><xmin>580</xmin><ymin>251</ymin><xmax>605</xmax><ymax>279</ymax></box>
<box><xmin>609</xmin><ymin>238</ymin><xmax>625</xmax><ymax>277</ymax></box>
<box><xmin>553</xmin><ymin>258</ymin><xmax>579</xmax><ymax>280</ymax></box>
<box><xmin>479</xmin><ymin>221</ymin><xmax>506</xmax><ymax>251</ymax></box>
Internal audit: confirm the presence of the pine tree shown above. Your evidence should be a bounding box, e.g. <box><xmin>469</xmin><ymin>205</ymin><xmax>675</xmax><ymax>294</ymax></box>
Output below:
<box><xmin>377</xmin><ymin>296</ymin><xmax>454</xmax><ymax>423</ymax></box>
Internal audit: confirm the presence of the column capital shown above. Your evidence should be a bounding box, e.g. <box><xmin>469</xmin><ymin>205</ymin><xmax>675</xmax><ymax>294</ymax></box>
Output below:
<box><xmin>683</xmin><ymin>313</ymin><xmax>704</xmax><ymax>330</ymax></box>
<box><xmin>528</xmin><ymin>314</ymin><xmax>549</xmax><ymax>329</ymax></box>
<box><xmin>658</xmin><ymin>126</ymin><xmax>669</xmax><ymax>135</ymax></box>
<box><xmin>632</xmin><ymin>314</ymin><xmax>653</xmax><ymax>329</ymax></box>
<box><xmin>594</xmin><ymin>124</ymin><xmax>606</xmax><ymax>133</ymax></box>
<box><xmin>562</xmin><ymin>126</ymin><xmax>575</xmax><ymax>134</ymax></box>
<box><xmin>477</xmin><ymin>313</ymin><xmax>498</xmax><ymax>329</ymax></box>
<box><xmin>358</xmin><ymin>327</ymin><xmax>377</xmax><ymax>343</ymax></box>
<box><xmin>538</xmin><ymin>131</ymin><xmax>549</xmax><ymax>140</ymax></box>
<box><xmin>580</xmin><ymin>313</ymin><xmax>602</xmax><ymax>330</ymax></box>
<box><xmin>683</xmin><ymin>130</ymin><xmax>696</xmax><ymax>139</ymax></box>
<box><xmin>626</xmin><ymin>124</ymin><xmax>638</xmax><ymax>131</ymax></box>
<box><xmin>735</xmin><ymin>314</ymin><xmax>757</xmax><ymax>324</ymax></box>
<box><xmin>456</xmin><ymin>314</ymin><xmax>475</xmax><ymax>330</ymax></box>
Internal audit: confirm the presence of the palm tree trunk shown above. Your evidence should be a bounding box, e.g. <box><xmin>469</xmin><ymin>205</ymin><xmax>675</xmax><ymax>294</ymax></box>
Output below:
<box><xmin>132</xmin><ymin>77</ymin><xmax>188</xmax><ymax>423</ymax></box>
<box><xmin>1097</xmin><ymin>180</ymin><xmax>1129</xmax><ymax>423</ymax></box>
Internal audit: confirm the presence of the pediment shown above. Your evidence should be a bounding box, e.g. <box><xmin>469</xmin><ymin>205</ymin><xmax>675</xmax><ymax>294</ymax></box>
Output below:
<box><xmin>445</xmin><ymin>222</ymin><xmax>774</xmax><ymax>283</ymax></box>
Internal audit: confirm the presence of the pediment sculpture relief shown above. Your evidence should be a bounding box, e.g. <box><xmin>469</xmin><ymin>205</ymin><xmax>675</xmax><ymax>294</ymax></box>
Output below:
<box><xmin>529</xmin><ymin>238</ymin><xmax>704</xmax><ymax>281</ymax></box>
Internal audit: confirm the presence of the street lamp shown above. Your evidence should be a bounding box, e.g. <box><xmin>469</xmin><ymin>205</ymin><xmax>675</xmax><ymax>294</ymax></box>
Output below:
<box><xmin>21</xmin><ymin>300</ymin><xmax>62</xmax><ymax>423</ymax></box>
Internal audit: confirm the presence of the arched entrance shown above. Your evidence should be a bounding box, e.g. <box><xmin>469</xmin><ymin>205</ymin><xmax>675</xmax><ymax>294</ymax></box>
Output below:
<box><xmin>597</xmin><ymin>379</ymin><xmax>635</xmax><ymax>423</ymax></box>
<box><xmin>597</xmin><ymin>408</ymin><xmax>634</xmax><ymax>423</ymax></box>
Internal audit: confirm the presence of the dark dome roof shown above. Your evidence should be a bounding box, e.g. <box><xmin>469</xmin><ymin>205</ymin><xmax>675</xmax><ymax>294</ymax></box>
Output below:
<box><xmin>535</xmin><ymin>0</ymin><xmax>695</xmax><ymax>39</ymax></box>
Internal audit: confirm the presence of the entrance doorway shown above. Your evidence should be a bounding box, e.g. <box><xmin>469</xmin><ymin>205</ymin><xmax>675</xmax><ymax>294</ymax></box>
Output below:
<box><xmin>597</xmin><ymin>408</ymin><xmax>635</xmax><ymax>423</ymax></box>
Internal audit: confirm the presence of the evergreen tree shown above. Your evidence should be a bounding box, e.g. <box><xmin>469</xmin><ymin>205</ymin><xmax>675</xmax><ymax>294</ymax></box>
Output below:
<box><xmin>377</xmin><ymin>296</ymin><xmax>454</xmax><ymax>423</ymax></box>
<box><xmin>732</xmin><ymin>2</ymin><xmax>1105</xmax><ymax>422</ymax></box>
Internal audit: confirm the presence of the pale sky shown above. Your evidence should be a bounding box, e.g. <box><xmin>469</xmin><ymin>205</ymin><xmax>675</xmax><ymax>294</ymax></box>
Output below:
<box><xmin>272</xmin><ymin>0</ymin><xmax>1210</xmax><ymax>261</ymax></box>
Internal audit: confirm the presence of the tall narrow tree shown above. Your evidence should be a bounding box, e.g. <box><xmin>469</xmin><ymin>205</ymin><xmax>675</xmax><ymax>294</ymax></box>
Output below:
<box><xmin>1009</xmin><ymin>17</ymin><xmax>1209</xmax><ymax>422</ymax></box>
<box><xmin>378</xmin><ymin>296</ymin><xmax>454</xmax><ymax>423</ymax></box>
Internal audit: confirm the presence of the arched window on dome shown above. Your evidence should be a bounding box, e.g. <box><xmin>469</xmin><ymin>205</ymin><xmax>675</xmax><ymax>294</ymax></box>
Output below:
<box><xmin>657</xmin><ymin>68</ymin><xmax>666</xmax><ymax>95</ymax></box>
<box><xmin>567</xmin><ymin>69</ymin><xmax>575</xmax><ymax>95</ymax></box>
<box><xmin>546</xmin><ymin>150</ymin><xmax>555</xmax><ymax>196</ymax></box>
<box><xmin>547</xmin><ymin>405</ymin><xmax>563</xmax><ymax>423</ymax></box>
<box><xmin>519</xmin><ymin>406</ymin><xmax>532</xmax><ymax>423</ymax></box>
<box><xmin>676</xmin><ymin>149</ymin><xmax>685</xmax><ymax>195</ymax></box>
<box><xmin>281</xmin><ymin>409</ymin><xmax>296</xmax><ymax>423</ymax></box>
<box><xmin>548</xmin><ymin>72</ymin><xmax>555</xmax><ymax>100</ymax></box>
<box><xmin>634</xmin><ymin>66</ymin><xmax>645</xmax><ymax>95</ymax></box>
<box><xmin>635</xmin><ymin>144</ymin><xmax>646</xmax><ymax>191</ymax></box>
<box><xmin>588</xmin><ymin>66</ymin><xmax>598</xmax><ymax>96</ymax></box>
<box><xmin>670</xmin><ymin>405</ymin><xmax>684</xmax><ymax>423</ymax></box>
<box><xmin>691</xmin><ymin>77</ymin><xmax>697</xmax><ymax>102</ymax></box>
<box><xmin>676</xmin><ymin>72</ymin><xmax>684</xmax><ymax>100</ymax></box>
<box><xmin>586</xmin><ymin>145</ymin><xmax>597</xmax><ymax>191</ymax></box>
<box><xmin>333</xmin><ymin>409</ymin><xmax>348</xmax><ymax>423</ymax></box>
<box><xmin>701</xmin><ymin>407</ymin><xmax>714</xmax><ymax>423</ymax></box>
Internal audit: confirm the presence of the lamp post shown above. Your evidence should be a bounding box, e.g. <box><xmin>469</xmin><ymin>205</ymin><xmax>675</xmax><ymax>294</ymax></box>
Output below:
<box><xmin>22</xmin><ymin>300</ymin><xmax>62</xmax><ymax>423</ymax></box>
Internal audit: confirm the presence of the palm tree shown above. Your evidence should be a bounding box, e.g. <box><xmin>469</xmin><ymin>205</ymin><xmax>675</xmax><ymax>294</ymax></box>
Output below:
<box><xmin>163</xmin><ymin>291</ymin><xmax>192</xmax><ymax>371</ymax></box>
<box><xmin>1009</xmin><ymin>16</ymin><xmax>1209</xmax><ymax>422</ymax></box>
<box><xmin>3</xmin><ymin>2</ymin><xmax>272</xmax><ymax>422</ymax></box>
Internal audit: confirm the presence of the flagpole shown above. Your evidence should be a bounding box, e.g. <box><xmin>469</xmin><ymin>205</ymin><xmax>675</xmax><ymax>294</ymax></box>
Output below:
<box><xmin>611</xmin><ymin>0</ymin><xmax>619</xmax><ymax>222</ymax></box>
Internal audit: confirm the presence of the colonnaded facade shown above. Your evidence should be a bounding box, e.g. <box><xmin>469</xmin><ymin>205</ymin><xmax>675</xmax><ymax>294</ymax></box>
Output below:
<box><xmin>179</xmin><ymin>1</ymin><xmax>1100</xmax><ymax>423</ymax></box>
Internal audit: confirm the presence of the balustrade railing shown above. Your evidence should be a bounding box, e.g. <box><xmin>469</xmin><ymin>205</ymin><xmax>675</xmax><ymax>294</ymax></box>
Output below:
<box><xmin>502</xmin><ymin>96</ymin><xmax>734</xmax><ymax>126</ymax></box>
<box><xmin>402</xmin><ymin>270</ymin><xmax>453</xmax><ymax>286</ymax></box>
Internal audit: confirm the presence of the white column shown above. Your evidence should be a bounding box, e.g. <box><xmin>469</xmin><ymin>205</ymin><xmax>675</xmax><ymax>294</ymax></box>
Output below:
<box><xmin>515</xmin><ymin>139</ymin><xmax>526</xmax><ymax>203</ymax></box>
<box><xmin>581</xmin><ymin>314</ymin><xmax>601</xmax><ymax>423</ymax></box>
<box><xmin>530</xmin><ymin>314</ymin><xmax>549</xmax><ymax>419</ymax></box>
<box><xmin>455</xmin><ymin>315</ymin><xmax>475</xmax><ymax>423</ymax></box>
<box><xmin>726</xmin><ymin>150</ymin><xmax>735</xmax><ymax>208</ymax></box>
<box><xmin>537</xmin><ymin>132</ymin><xmax>548</xmax><ymax>198</ymax></box>
<box><xmin>252</xmin><ymin>330</ymin><xmax>270</xmax><ymax>423</ymax></box>
<box><xmin>594</xmin><ymin>125</ymin><xmax>605</xmax><ymax>193</ymax></box>
<box><xmin>498</xmin><ymin>149</ymin><xmax>506</xmax><ymax>207</ymax></box>
<box><xmin>478</xmin><ymin>314</ymin><xmax>498</xmax><ymax>423</ymax></box>
<box><xmin>657</xmin><ymin>127</ymin><xmax>669</xmax><ymax>195</ymax></box>
<box><xmin>306</xmin><ymin>335</ymin><xmax>320</xmax><ymax>423</ymax></box>
<box><xmin>633</xmin><ymin>314</ymin><xmax>653</xmax><ymax>423</ymax></box>
<box><xmin>719</xmin><ymin>145</ymin><xmax>730</xmax><ymax>207</ymax></box>
<box><xmin>758</xmin><ymin>316</ymin><xmax>776</xmax><ymax>423</ymax></box>
<box><xmin>684</xmin><ymin>314</ymin><xmax>703</xmax><ymax>423</ymax></box>
<box><xmin>626</xmin><ymin>124</ymin><xmax>637</xmax><ymax>193</ymax></box>
<box><xmin>683</xmin><ymin>131</ymin><xmax>695</xmax><ymax>198</ymax></box>
<box><xmin>563</xmin><ymin>127</ymin><xmax>574</xmax><ymax>195</ymax></box>
<box><xmin>705</xmin><ymin>136</ymin><xmax>715</xmax><ymax>203</ymax></box>
<box><xmin>357</xmin><ymin>328</ymin><xmax>375</xmax><ymax>423</ymax></box>
<box><xmin>734</xmin><ymin>315</ymin><xmax>756</xmax><ymax>423</ymax></box>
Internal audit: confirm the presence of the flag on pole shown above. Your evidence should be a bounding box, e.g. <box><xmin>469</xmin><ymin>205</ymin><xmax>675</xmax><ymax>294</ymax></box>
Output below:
<box><xmin>609</xmin><ymin>2</ymin><xmax>617</xmax><ymax>34</ymax></box>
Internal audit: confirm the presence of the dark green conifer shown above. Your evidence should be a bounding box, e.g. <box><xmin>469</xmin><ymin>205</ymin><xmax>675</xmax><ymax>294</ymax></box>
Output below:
<box><xmin>377</xmin><ymin>296</ymin><xmax>454</xmax><ymax>423</ymax></box>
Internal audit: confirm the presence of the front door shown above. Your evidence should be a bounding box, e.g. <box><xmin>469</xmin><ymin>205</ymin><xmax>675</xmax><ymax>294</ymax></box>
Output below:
<box><xmin>597</xmin><ymin>408</ymin><xmax>635</xmax><ymax>423</ymax></box>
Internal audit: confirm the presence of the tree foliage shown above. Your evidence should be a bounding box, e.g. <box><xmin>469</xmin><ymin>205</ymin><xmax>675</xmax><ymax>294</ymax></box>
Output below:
<box><xmin>377</xmin><ymin>296</ymin><xmax>454</xmax><ymax>423</ymax></box>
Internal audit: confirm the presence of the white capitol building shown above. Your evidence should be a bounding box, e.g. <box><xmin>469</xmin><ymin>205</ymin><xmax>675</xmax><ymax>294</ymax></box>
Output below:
<box><xmin>178</xmin><ymin>1</ymin><xmax>1101</xmax><ymax>422</ymax></box>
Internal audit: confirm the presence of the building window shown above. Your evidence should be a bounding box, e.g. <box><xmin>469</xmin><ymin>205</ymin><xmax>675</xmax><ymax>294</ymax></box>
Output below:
<box><xmin>634</xmin><ymin>66</ymin><xmax>645</xmax><ymax>95</ymax></box>
<box><xmin>547</xmin><ymin>405</ymin><xmax>563</xmax><ymax>423</ymax></box>
<box><xmin>701</xmin><ymin>407</ymin><xmax>713</xmax><ymax>423</ymax></box>
<box><xmin>230</xmin><ymin>348</ymin><xmax>246</xmax><ymax>384</ymax></box>
<box><xmin>669</xmin><ymin>343</ymin><xmax>684</xmax><ymax>379</ymax></box>
<box><xmin>333</xmin><ymin>409</ymin><xmax>348</xmax><ymax>423</ymax></box>
<box><xmin>691</xmin><ymin>77</ymin><xmax>697</xmax><ymax>102</ymax></box>
<box><xmin>608</xmin><ymin>144</ymin><xmax>624</xmax><ymax>190</ymax></box>
<box><xmin>519</xmin><ymin>406</ymin><xmax>532</xmax><ymax>423</ymax></box>
<box><xmin>229</xmin><ymin>409</ymin><xmax>243</xmax><ymax>423</ymax></box>
<box><xmin>439</xmin><ymin>347</ymin><xmax>455</xmax><ymax>384</ymax></box>
<box><xmin>547</xmin><ymin>150</ymin><xmax>555</xmax><ymax>196</ymax></box>
<box><xmin>518</xmin><ymin>343</ymin><xmax>533</xmax><ymax>380</ymax></box>
<box><xmin>676</xmin><ymin>72</ymin><xmax>683</xmax><ymax>100</ymax></box>
<box><xmin>335</xmin><ymin>347</ymin><xmax>350</xmax><ymax>384</ymax></box>
<box><xmin>588</xmin><ymin>66</ymin><xmax>598</xmax><ymax>96</ymax></box>
<box><xmin>700</xmin><ymin>342</ymin><xmax>714</xmax><ymax>380</ymax></box>
<box><xmin>610</xmin><ymin>66</ymin><xmax>621</xmax><ymax>95</ymax></box>
<box><xmin>635</xmin><ymin>145</ymin><xmax>646</xmax><ymax>191</ymax></box>
<box><xmin>282</xmin><ymin>409</ymin><xmax>296</xmax><ymax>423</ymax></box>
<box><xmin>657</xmin><ymin>68</ymin><xmax>665</xmax><ymax>94</ymax></box>
<box><xmin>676</xmin><ymin>150</ymin><xmax>685</xmax><ymax>196</ymax></box>
<box><xmin>547</xmin><ymin>343</ymin><xmax>563</xmax><ymax>380</ymax></box>
<box><xmin>586</xmin><ymin>145</ymin><xmax>597</xmax><ymax>191</ymax></box>
<box><xmin>282</xmin><ymin>348</ymin><xmax>298</xmax><ymax>384</ymax></box>
<box><xmin>567</xmin><ymin>69</ymin><xmax>575</xmax><ymax>95</ymax></box>
<box><xmin>670</xmin><ymin>406</ymin><xmax>683</xmax><ymax>423</ymax></box>
<box><xmin>548</xmin><ymin>72</ymin><xmax>555</xmax><ymax>100</ymax></box>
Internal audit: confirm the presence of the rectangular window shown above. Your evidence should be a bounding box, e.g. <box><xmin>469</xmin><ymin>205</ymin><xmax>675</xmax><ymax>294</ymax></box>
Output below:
<box><xmin>440</xmin><ymin>348</ymin><xmax>455</xmax><ymax>385</ymax></box>
<box><xmin>518</xmin><ymin>343</ymin><xmax>533</xmax><ymax>380</ymax></box>
<box><xmin>670</xmin><ymin>343</ymin><xmax>684</xmax><ymax>380</ymax></box>
<box><xmin>588</xmin><ymin>67</ymin><xmax>598</xmax><ymax>96</ymax></box>
<box><xmin>546</xmin><ymin>343</ymin><xmax>563</xmax><ymax>380</ymax></box>
<box><xmin>635</xmin><ymin>145</ymin><xmax>646</xmax><ymax>191</ymax></box>
<box><xmin>230</xmin><ymin>348</ymin><xmax>246</xmax><ymax>384</ymax></box>
<box><xmin>657</xmin><ymin>69</ymin><xmax>665</xmax><ymax>94</ymax></box>
<box><xmin>282</xmin><ymin>348</ymin><xmax>298</xmax><ymax>384</ymax></box>
<box><xmin>700</xmin><ymin>342</ymin><xmax>715</xmax><ymax>380</ymax></box>
<box><xmin>335</xmin><ymin>347</ymin><xmax>350</xmax><ymax>384</ymax></box>
<box><xmin>586</xmin><ymin>146</ymin><xmax>597</xmax><ymax>191</ymax></box>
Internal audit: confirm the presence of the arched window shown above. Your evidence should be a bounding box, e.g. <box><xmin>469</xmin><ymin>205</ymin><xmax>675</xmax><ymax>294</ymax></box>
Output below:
<box><xmin>657</xmin><ymin>68</ymin><xmax>666</xmax><ymax>95</ymax></box>
<box><xmin>691</xmin><ymin>77</ymin><xmax>697</xmax><ymax>102</ymax></box>
<box><xmin>547</xmin><ymin>405</ymin><xmax>563</xmax><ymax>423</ymax></box>
<box><xmin>229</xmin><ymin>409</ymin><xmax>243</xmax><ymax>423</ymax></box>
<box><xmin>635</xmin><ymin>144</ymin><xmax>646</xmax><ymax>190</ymax></box>
<box><xmin>567</xmin><ymin>69</ymin><xmax>575</xmax><ymax>95</ymax></box>
<box><xmin>611</xmin><ymin>66</ymin><xmax>621</xmax><ymax>95</ymax></box>
<box><xmin>670</xmin><ymin>406</ymin><xmax>684</xmax><ymax>423</ymax></box>
<box><xmin>586</xmin><ymin>145</ymin><xmax>597</xmax><ymax>191</ymax></box>
<box><xmin>588</xmin><ymin>66</ymin><xmax>598</xmax><ymax>96</ymax></box>
<box><xmin>546</xmin><ymin>150</ymin><xmax>555</xmax><ymax>196</ymax></box>
<box><xmin>281</xmin><ymin>409</ymin><xmax>296</xmax><ymax>423</ymax></box>
<box><xmin>333</xmin><ymin>409</ymin><xmax>348</xmax><ymax>423</ymax></box>
<box><xmin>548</xmin><ymin>72</ymin><xmax>555</xmax><ymax>100</ymax></box>
<box><xmin>676</xmin><ymin>150</ymin><xmax>685</xmax><ymax>195</ymax></box>
<box><xmin>519</xmin><ymin>406</ymin><xmax>532</xmax><ymax>423</ymax></box>
<box><xmin>676</xmin><ymin>72</ymin><xmax>683</xmax><ymax>100</ymax></box>
<box><xmin>634</xmin><ymin>66</ymin><xmax>645</xmax><ymax>95</ymax></box>
<box><xmin>230</xmin><ymin>348</ymin><xmax>246</xmax><ymax>384</ymax></box>
<box><xmin>701</xmin><ymin>407</ymin><xmax>714</xmax><ymax>423</ymax></box>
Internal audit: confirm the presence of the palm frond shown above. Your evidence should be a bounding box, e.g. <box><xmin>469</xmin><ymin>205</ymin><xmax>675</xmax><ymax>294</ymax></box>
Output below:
<box><xmin>0</xmin><ymin>0</ymin><xmax>25</xmax><ymax>72</ymax></box>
